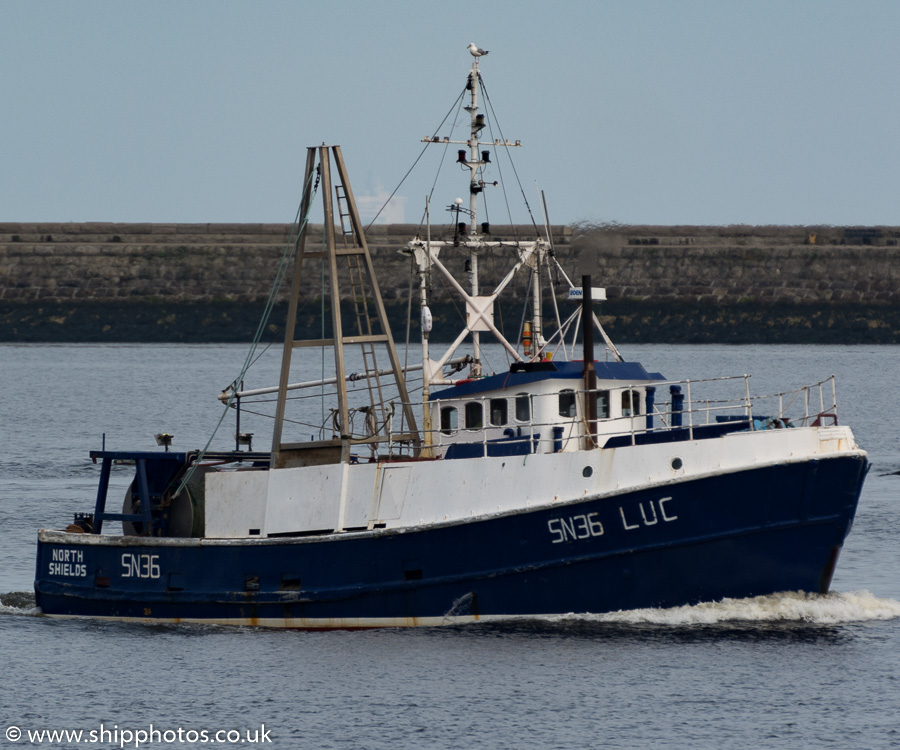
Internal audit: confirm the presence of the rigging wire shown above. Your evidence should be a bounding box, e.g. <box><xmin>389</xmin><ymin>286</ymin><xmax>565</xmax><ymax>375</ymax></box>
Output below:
<box><xmin>421</xmin><ymin>137</ymin><xmax>457</xmax><ymax>228</ymax></box>
<box><xmin>418</xmin><ymin>90</ymin><xmax>468</xmax><ymax>228</ymax></box>
<box><xmin>232</xmin><ymin>371</ymin><xmax>428</xmax><ymax>443</ymax></box>
<box><xmin>172</xmin><ymin>165</ymin><xmax>321</xmax><ymax>498</ymax></box>
<box><xmin>480</xmin><ymin>76</ymin><xmax>542</xmax><ymax>234</ymax></box>
<box><xmin>366</xmin><ymin>86</ymin><xmax>468</xmax><ymax>232</ymax></box>
<box><xmin>239</xmin><ymin>374</ymin><xmax>426</xmax><ymax>409</ymax></box>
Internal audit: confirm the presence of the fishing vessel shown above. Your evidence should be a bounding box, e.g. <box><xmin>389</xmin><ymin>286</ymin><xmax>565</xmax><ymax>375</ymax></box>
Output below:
<box><xmin>34</xmin><ymin>51</ymin><xmax>869</xmax><ymax>628</ymax></box>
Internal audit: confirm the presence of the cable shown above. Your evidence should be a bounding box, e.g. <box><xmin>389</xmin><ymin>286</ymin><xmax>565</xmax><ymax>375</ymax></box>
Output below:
<box><xmin>368</xmin><ymin>87</ymin><xmax>468</xmax><ymax>231</ymax></box>
<box><xmin>172</xmin><ymin>166</ymin><xmax>321</xmax><ymax>498</ymax></box>
<box><xmin>480</xmin><ymin>77</ymin><xmax>541</xmax><ymax>234</ymax></box>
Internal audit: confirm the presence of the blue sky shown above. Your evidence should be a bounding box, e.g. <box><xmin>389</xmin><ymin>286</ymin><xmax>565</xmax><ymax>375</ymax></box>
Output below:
<box><xmin>3</xmin><ymin>0</ymin><xmax>898</xmax><ymax>226</ymax></box>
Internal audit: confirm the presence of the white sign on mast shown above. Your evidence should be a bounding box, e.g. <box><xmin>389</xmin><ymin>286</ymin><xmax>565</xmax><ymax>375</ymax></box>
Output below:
<box><xmin>567</xmin><ymin>287</ymin><xmax>607</xmax><ymax>301</ymax></box>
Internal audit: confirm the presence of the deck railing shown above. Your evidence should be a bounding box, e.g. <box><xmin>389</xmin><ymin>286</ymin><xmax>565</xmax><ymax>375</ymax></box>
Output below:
<box><xmin>239</xmin><ymin>369</ymin><xmax>840</xmax><ymax>460</ymax></box>
<box><xmin>376</xmin><ymin>374</ymin><xmax>840</xmax><ymax>458</ymax></box>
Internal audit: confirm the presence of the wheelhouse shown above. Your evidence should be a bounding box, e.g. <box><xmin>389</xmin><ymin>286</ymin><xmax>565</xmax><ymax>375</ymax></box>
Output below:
<box><xmin>429</xmin><ymin>360</ymin><xmax>664</xmax><ymax>458</ymax></box>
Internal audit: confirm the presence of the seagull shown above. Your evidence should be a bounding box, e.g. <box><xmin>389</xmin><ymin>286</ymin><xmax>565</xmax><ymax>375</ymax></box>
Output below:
<box><xmin>467</xmin><ymin>43</ymin><xmax>489</xmax><ymax>57</ymax></box>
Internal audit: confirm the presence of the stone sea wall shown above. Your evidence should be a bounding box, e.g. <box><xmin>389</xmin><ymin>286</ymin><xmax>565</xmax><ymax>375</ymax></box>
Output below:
<box><xmin>2</xmin><ymin>222</ymin><xmax>899</xmax><ymax>343</ymax></box>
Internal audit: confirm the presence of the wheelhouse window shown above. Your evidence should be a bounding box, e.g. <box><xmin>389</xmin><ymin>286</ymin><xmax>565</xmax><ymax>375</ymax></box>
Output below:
<box><xmin>621</xmin><ymin>389</ymin><xmax>641</xmax><ymax>417</ymax></box>
<box><xmin>515</xmin><ymin>393</ymin><xmax>531</xmax><ymax>422</ymax></box>
<box><xmin>558</xmin><ymin>389</ymin><xmax>577</xmax><ymax>418</ymax></box>
<box><xmin>440</xmin><ymin>405</ymin><xmax>458</xmax><ymax>435</ymax></box>
<box><xmin>490</xmin><ymin>398</ymin><xmax>508</xmax><ymax>426</ymax></box>
<box><xmin>598</xmin><ymin>390</ymin><xmax>611</xmax><ymax>419</ymax></box>
<box><xmin>464</xmin><ymin>401</ymin><xmax>483</xmax><ymax>429</ymax></box>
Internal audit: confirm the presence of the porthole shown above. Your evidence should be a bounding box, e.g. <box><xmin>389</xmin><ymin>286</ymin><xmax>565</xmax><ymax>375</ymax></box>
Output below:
<box><xmin>671</xmin><ymin>457</ymin><xmax>684</xmax><ymax>471</ymax></box>
<box><xmin>582</xmin><ymin>466</ymin><xmax>593</xmax><ymax>478</ymax></box>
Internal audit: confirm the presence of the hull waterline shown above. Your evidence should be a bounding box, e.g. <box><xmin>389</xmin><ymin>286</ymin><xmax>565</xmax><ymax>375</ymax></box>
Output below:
<box><xmin>35</xmin><ymin>454</ymin><xmax>868</xmax><ymax>629</ymax></box>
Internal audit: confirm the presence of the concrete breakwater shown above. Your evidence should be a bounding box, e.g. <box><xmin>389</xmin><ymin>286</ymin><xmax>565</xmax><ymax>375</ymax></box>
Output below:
<box><xmin>2</xmin><ymin>222</ymin><xmax>899</xmax><ymax>343</ymax></box>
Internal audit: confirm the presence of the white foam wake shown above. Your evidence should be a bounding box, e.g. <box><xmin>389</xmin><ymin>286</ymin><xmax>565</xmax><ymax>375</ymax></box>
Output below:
<box><xmin>554</xmin><ymin>590</ymin><xmax>900</xmax><ymax>626</ymax></box>
<box><xmin>3</xmin><ymin>590</ymin><xmax>898</xmax><ymax>628</ymax></box>
<box><xmin>0</xmin><ymin>592</ymin><xmax>41</xmax><ymax>617</ymax></box>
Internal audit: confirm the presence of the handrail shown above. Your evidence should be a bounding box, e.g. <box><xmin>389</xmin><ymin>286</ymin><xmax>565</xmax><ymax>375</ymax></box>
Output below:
<box><xmin>351</xmin><ymin>374</ymin><xmax>841</xmax><ymax>457</ymax></box>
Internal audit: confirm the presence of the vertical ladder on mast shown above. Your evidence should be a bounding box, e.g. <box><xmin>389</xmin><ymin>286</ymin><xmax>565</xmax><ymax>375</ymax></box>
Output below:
<box><xmin>271</xmin><ymin>145</ymin><xmax>421</xmax><ymax>470</ymax></box>
<box><xmin>334</xmin><ymin>184</ymin><xmax>388</xmax><ymax>432</ymax></box>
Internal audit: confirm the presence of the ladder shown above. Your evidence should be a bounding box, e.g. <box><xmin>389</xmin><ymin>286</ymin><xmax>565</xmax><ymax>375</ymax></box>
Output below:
<box><xmin>335</xmin><ymin>183</ymin><xmax>389</xmax><ymax>451</ymax></box>
<box><xmin>271</xmin><ymin>145</ymin><xmax>421</xmax><ymax>469</ymax></box>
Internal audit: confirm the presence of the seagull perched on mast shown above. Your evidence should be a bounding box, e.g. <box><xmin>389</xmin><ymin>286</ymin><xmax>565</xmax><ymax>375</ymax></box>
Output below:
<box><xmin>467</xmin><ymin>43</ymin><xmax>489</xmax><ymax>57</ymax></box>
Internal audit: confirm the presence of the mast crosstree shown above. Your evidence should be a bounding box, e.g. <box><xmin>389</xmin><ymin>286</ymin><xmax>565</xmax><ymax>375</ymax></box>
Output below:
<box><xmin>409</xmin><ymin>55</ymin><xmax>552</xmax><ymax>397</ymax></box>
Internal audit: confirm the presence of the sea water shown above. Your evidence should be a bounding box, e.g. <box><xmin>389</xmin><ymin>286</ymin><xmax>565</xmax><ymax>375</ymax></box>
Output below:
<box><xmin>1</xmin><ymin>343</ymin><xmax>899</xmax><ymax>749</ymax></box>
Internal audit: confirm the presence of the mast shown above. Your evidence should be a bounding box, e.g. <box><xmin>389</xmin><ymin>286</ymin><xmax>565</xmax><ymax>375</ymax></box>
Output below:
<box><xmin>462</xmin><ymin>57</ymin><xmax>487</xmax><ymax>376</ymax></box>
<box><xmin>420</xmin><ymin>196</ymin><xmax>434</xmax><ymax>455</ymax></box>
<box><xmin>581</xmin><ymin>275</ymin><xmax>598</xmax><ymax>449</ymax></box>
<box><xmin>460</xmin><ymin>55</ymin><xmax>545</xmax><ymax>363</ymax></box>
<box><xmin>407</xmin><ymin>49</ymin><xmax>556</xmax><ymax>422</ymax></box>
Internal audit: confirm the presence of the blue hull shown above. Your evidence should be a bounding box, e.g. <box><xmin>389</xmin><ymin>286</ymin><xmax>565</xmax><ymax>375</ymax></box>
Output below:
<box><xmin>34</xmin><ymin>455</ymin><xmax>868</xmax><ymax>627</ymax></box>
